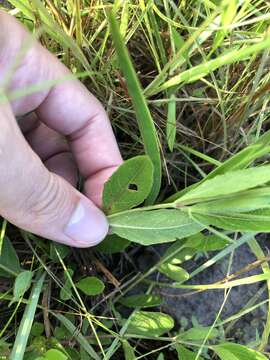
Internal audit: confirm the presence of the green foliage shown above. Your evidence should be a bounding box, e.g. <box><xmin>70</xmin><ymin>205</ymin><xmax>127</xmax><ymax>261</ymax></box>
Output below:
<box><xmin>180</xmin><ymin>326</ymin><xmax>219</xmax><ymax>341</ymax></box>
<box><xmin>0</xmin><ymin>236</ymin><xmax>21</xmax><ymax>277</ymax></box>
<box><xmin>76</xmin><ymin>276</ymin><xmax>105</xmax><ymax>296</ymax></box>
<box><xmin>109</xmin><ymin>209</ymin><xmax>204</xmax><ymax>245</ymax></box>
<box><xmin>212</xmin><ymin>342</ymin><xmax>268</xmax><ymax>360</ymax></box>
<box><xmin>95</xmin><ymin>234</ymin><xmax>130</xmax><ymax>254</ymax></box>
<box><xmin>158</xmin><ymin>263</ymin><xmax>189</xmax><ymax>282</ymax></box>
<box><xmin>175</xmin><ymin>345</ymin><xmax>203</xmax><ymax>360</ymax></box>
<box><xmin>122</xmin><ymin>340</ymin><xmax>136</xmax><ymax>360</ymax></box>
<box><xmin>13</xmin><ymin>270</ymin><xmax>32</xmax><ymax>301</ymax></box>
<box><xmin>127</xmin><ymin>311</ymin><xmax>174</xmax><ymax>337</ymax></box>
<box><xmin>119</xmin><ymin>294</ymin><xmax>163</xmax><ymax>308</ymax></box>
<box><xmin>103</xmin><ymin>155</ymin><xmax>153</xmax><ymax>214</ymax></box>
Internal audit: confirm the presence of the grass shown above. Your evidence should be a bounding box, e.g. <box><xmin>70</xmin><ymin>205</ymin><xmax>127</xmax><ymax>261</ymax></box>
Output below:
<box><xmin>1</xmin><ymin>0</ymin><xmax>270</xmax><ymax>359</ymax></box>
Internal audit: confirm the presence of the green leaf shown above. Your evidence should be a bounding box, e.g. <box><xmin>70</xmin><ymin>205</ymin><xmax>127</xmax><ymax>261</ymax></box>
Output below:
<box><xmin>10</xmin><ymin>273</ymin><xmax>46</xmax><ymax>360</ymax></box>
<box><xmin>95</xmin><ymin>234</ymin><xmax>130</xmax><ymax>254</ymax></box>
<box><xmin>103</xmin><ymin>156</ymin><xmax>153</xmax><ymax>214</ymax></box>
<box><xmin>166</xmin><ymin>129</ymin><xmax>270</xmax><ymax>203</ymax></box>
<box><xmin>127</xmin><ymin>311</ymin><xmax>174</xmax><ymax>337</ymax></box>
<box><xmin>212</xmin><ymin>342</ymin><xmax>268</xmax><ymax>360</ymax></box>
<box><xmin>44</xmin><ymin>349</ymin><xmax>68</xmax><ymax>360</ymax></box>
<box><xmin>119</xmin><ymin>294</ymin><xmax>163</xmax><ymax>308</ymax></box>
<box><xmin>185</xmin><ymin>233</ymin><xmax>229</xmax><ymax>252</ymax></box>
<box><xmin>192</xmin><ymin>210</ymin><xmax>270</xmax><ymax>232</ymax></box>
<box><xmin>13</xmin><ymin>271</ymin><xmax>33</xmax><ymax>300</ymax></box>
<box><xmin>50</xmin><ymin>243</ymin><xmax>70</xmax><ymax>262</ymax></box>
<box><xmin>60</xmin><ymin>268</ymin><xmax>74</xmax><ymax>301</ymax></box>
<box><xmin>31</xmin><ymin>322</ymin><xmax>45</xmax><ymax>337</ymax></box>
<box><xmin>175</xmin><ymin>344</ymin><xmax>203</xmax><ymax>360</ymax></box>
<box><xmin>109</xmin><ymin>209</ymin><xmax>204</xmax><ymax>245</ymax></box>
<box><xmin>181</xmin><ymin>327</ymin><xmax>218</xmax><ymax>341</ymax></box>
<box><xmin>107</xmin><ymin>11</ymin><xmax>161</xmax><ymax>204</ymax></box>
<box><xmin>0</xmin><ymin>236</ymin><xmax>21</xmax><ymax>277</ymax></box>
<box><xmin>162</xmin><ymin>243</ymin><xmax>197</xmax><ymax>264</ymax></box>
<box><xmin>76</xmin><ymin>276</ymin><xmax>105</xmax><ymax>296</ymax></box>
<box><xmin>178</xmin><ymin>166</ymin><xmax>270</xmax><ymax>204</ymax></box>
<box><xmin>158</xmin><ymin>263</ymin><xmax>189</xmax><ymax>282</ymax></box>
<box><xmin>122</xmin><ymin>340</ymin><xmax>136</xmax><ymax>360</ymax></box>
<box><xmin>166</xmin><ymin>93</ymin><xmax>176</xmax><ymax>152</ymax></box>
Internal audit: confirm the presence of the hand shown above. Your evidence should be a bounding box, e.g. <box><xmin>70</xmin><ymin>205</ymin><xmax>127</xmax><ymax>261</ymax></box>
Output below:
<box><xmin>0</xmin><ymin>11</ymin><xmax>122</xmax><ymax>247</ymax></box>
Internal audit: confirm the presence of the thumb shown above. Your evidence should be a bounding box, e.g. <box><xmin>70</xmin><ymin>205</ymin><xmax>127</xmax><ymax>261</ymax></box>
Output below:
<box><xmin>0</xmin><ymin>102</ymin><xmax>108</xmax><ymax>248</ymax></box>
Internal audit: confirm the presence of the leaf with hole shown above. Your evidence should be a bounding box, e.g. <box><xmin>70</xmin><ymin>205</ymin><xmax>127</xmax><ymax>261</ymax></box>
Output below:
<box><xmin>212</xmin><ymin>342</ymin><xmax>268</xmax><ymax>360</ymax></box>
<box><xmin>76</xmin><ymin>276</ymin><xmax>105</xmax><ymax>296</ymax></box>
<box><xmin>127</xmin><ymin>311</ymin><xmax>174</xmax><ymax>337</ymax></box>
<box><xmin>109</xmin><ymin>209</ymin><xmax>204</xmax><ymax>245</ymax></box>
<box><xmin>119</xmin><ymin>294</ymin><xmax>163</xmax><ymax>308</ymax></box>
<box><xmin>13</xmin><ymin>270</ymin><xmax>33</xmax><ymax>301</ymax></box>
<box><xmin>103</xmin><ymin>156</ymin><xmax>154</xmax><ymax>214</ymax></box>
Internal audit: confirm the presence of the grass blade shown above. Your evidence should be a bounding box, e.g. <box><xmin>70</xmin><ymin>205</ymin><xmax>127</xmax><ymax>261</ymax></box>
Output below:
<box><xmin>107</xmin><ymin>10</ymin><xmax>161</xmax><ymax>204</ymax></box>
<box><xmin>10</xmin><ymin>272</ymin><xmax>46</xmax><ymax>360</ymax></box>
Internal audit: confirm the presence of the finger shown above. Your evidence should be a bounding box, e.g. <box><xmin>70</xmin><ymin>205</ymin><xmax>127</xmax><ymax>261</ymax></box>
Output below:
<box><xmin>0</xmin><ymin>100</ymin><xmax>108</xmax><ymax>247</ymax></box>
<box><xmin>0</xmin><ymin>11</ymin><xmax>123</xmax><ymax>206</ymax></box>
<box><xmin>23</xmin><ymin>113</ymin><xmax>78</xmax><ymax>185</ymax></box>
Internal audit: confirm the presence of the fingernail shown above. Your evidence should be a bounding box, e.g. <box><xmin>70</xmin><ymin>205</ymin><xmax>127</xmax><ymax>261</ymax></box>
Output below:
<box><xmin>64</xmin><ymin>198</ymin><xmax>108</xmax><ymax>247</ymax></box>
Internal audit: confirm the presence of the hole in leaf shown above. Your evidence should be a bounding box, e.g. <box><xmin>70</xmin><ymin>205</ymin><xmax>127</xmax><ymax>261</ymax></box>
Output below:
<box><xmin>128</xmin><ymin>183</ymin><xmax>138</xmax><ymax>191</ymax></box>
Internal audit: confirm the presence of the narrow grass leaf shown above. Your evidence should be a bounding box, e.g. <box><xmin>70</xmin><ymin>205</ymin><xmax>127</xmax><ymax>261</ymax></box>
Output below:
<box><xmin>212</xmin><ymin>342</ymin><xmax>268</xmax><ymax>360</ymax></box>
<box><xmin>177</xmin><ymin>166</ymin><xmax>270</xmax><ymax>204</ymax></box>
<box><xmin>166</xmin><ymin>93</ymin><xmax>177</xmax><ymax>152</ymax></box>
<box><xmin>109</xmin><ymin>209</ymin><xmax>204</xmax><ymax>245</ymax></box>
<box><xmin>107</xmin><ymin>11</ymin><xmax>161</xmax><ymax>204</ymax></box>
<box><xmin>155</xmin><ymin>35</ymin><xmax>270</xmax><ymax>94</ymax></box>
<box><xmin>52</xmin><ymin>313</ymin><xmax>100</xmax><ymax>360</ymax></box>
<box><xmin>127</xmin><ymin>311</ymin><xmax>174</xmax><ymax>337</ymax></box>
<box><xmin>103</xmin><ymin>156</ymin><xmax>153</xmax><ymax>214</ymax></box>
<box><xmin>10</xmin><ymin>272</ymin><xmax>46</xmax><ymax>360</ymax></box>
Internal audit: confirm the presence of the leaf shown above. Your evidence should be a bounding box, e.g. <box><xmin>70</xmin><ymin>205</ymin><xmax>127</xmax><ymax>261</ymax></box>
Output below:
<box><xmin>122</xmin><ymin>340</ymin><xmax>136</xmax><ymax>360</ymax></box>
<box><xmin>31</xmin><ymin>322</ymin><xmax>44</xmax><ymax>337</ymax></box>
<box><xmin>181</xmin><ymin>327</ymin><xmax>218</xmax><ymax>341</ymax></box>
<box><xmin>158</xmin><ymin>263</ymin><xmax>189</xmax><ymax>282</ymax></box>
<box><xmin>95</xmin><ymin>234</ymin><xmax>130</xmax><ymax>254</ymax></box>
<box><xmin>50</xmin><ymin>243</ymin><xmax>70</xmax><ymax>262</ymax></box>
<box><xmin>13</xmin><ymin>271</ymin><xmax>33</xmax><ymax>300</ymax></box>
<box><xmin>185</xmin><ymin>233</ymin><xmax>229</xmax><ymax>252</ymax></box>
<box><xmin>0</xmin><ymin>236</ymin><xmax>21</xmax><ymax>277</ymax></box>
<box><xmin>166</xmin><ymin>129</ymin><xmax>270</xmax><ymax>203</ymax></box>
<box><xmin>191</xmin><ymin>187</ymin><xmax>270</xmax><ymax>214</ymax></box>
<box><xmin>162</xmin><ymin>243</ymin><xmax>197</xmax><ymax>264</ymax></box>
<box><xmin>76</xmin><ymin>276</ymin><xmax>105</xmax><ymax>296</ymax></box>
<box><xmin>192</xmin><ymin>210</ymin><xmax>270</xmax><ymax>232</ymax></box>
<box><xmin>166</xmin><ymin>93</ymin><xmax>176</xmax><ymax>152</ymax></box>
<box><xmin>107</xmin><ymin>11</ymin><xmax>161</xmax><ymax>204</ymax></box>
<box><xmin>60</xmin><ymin>268</ymin><xmax>74</xmax><ymax>301</ymax></box>
<box><xmin>127</xmin><ymin>311</ymin><xmax>174</xmax><ymax>337</ymax></box>
<box><xmin>175</xmin><ymin>344</ymin><xmax>203</xmax><ymax>360</ymax></box>
<box><xmin>109</xmin><ymin>209</ymin><xmax>204</xmax><ymax>245</ymax></box>
<box><xmin>103</xmin><ymin>156</ymin><xmax>153</xmax><ymax>214</ymax></box>
<box><xmin>212</xmin><ymin>342</ymin><xmax>268</xmax><ymax>360</ymax></box>
<box><xmin>10</xmin><ymin>273</ymin><xmax>46</xmax><ymax>360</ymax></box>
<box><xmin>155</xmin><ymin>36</ymin><xmax>270</xmax><ymax>93</ymax></box>
<box><xmin>44</xmin><ymin>349</ymin><xmax>68</xmax><ymax>360</ymax></box>
<box><xmin>177</xmin><ymin>166</ymin><xmax>270</xmax><ymax>204</ymax></box>
<box><xmin>119</xmin><ymin>294</ymin><xmax>163</xmax><ymax>308</ymax></box>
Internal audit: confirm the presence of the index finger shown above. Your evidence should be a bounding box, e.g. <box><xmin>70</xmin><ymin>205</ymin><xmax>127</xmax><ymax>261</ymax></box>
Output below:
<box><xmin>0</xmin><ymin>11</ymin><xmax>122</xmax><ymax>204</ymax></box>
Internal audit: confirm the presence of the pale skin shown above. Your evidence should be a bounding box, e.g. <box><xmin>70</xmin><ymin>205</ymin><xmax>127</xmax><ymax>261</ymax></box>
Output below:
<box><xmin>0</xmin><ymin>11</ymin><xmax>123</xmax><ymax>247</ymax></box>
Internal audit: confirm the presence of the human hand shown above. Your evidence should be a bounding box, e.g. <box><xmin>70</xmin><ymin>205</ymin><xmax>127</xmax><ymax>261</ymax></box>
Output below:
<box><xmin>0</xmin><ymin>11</ymin><xmax>122</xmax><ymax>247</ymax></box>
